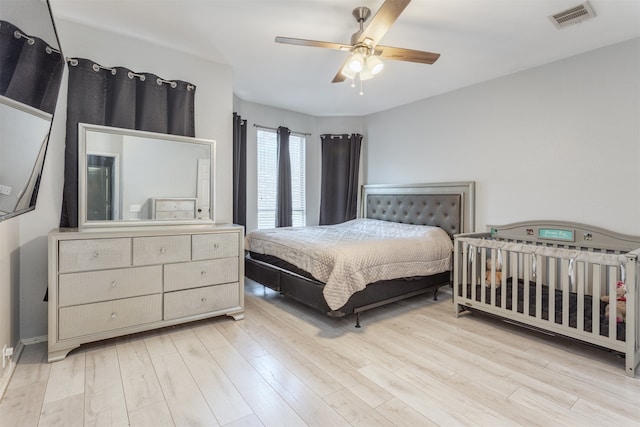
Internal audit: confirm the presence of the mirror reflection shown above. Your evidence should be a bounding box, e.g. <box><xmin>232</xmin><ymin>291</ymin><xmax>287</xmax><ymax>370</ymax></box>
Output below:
<box><xmin>79</xmin><ymin>123</ymin><xmax>215</xmax><ymax>228</ymax></box>
<box><xmin>0</xmin><ymin>96</ymin><xmax>52</xmax><ymax>216</ymax></box>
<box><xmin>0</xmin><ymin>0</ymin><xmax>64</xmax><ymax>221</ymax></box>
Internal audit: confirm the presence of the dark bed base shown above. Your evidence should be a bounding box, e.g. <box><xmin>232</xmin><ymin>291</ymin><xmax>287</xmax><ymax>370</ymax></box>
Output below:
<box><xmin>245</xmin><ymin>254</ymin><xmax>450</xmax><ymax>327</ymax></box>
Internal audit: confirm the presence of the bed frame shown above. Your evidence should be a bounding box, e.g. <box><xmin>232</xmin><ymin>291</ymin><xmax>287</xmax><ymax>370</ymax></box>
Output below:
<box><xmin>453</xmin><ymin>221</ymin><xmax>640</xmax><ymax>377</ymax></box>
<box><xmin>245</xmin><ymin>181</ymin><xmax>476</xmax><ymax>326</ymax></box>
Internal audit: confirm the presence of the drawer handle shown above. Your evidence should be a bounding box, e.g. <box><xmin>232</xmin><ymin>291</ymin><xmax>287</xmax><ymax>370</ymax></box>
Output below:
<box><xmin>93</xmin><ymin>251</ymin><xmax>100</xmax><ymax>258</ymax></box>
<box><xmin>201</xmin><ymin>298</ymin><xmax>207</xmax><ymax>303</ymax></box>
<box><xmin>160</xmin><ymin>247</ymin><xmax>167</xmax><ymax>254</ymax></box>
<box><xmin>111</xmin><ymin>281</ymin><xmax>118</xmax><ymax>288</ymax></box>
<box><xmin>111</xmin><ymin>312</ymin><xmax>118</xmax><ymax>319</ymax></box>
<box><xmin>200</xmin><ymin>271</ymin><xmax>207</xmax><ymax>277</ymax></box>
<box><xmin>213</xmin><ymin>243</ymin><xmax>220</xmax><ymax>249</ymax></box>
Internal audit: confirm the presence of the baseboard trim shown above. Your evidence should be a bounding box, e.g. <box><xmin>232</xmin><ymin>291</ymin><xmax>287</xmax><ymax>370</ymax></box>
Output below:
<box><xmin>0</xmin><ymin>341</ymin><xmax>25</xmax><ymax>402</ymax></box>
<box><xmin>20</xmin><ymin>335</ymin><xmax>47</xmax><ymax>345</ymax></box>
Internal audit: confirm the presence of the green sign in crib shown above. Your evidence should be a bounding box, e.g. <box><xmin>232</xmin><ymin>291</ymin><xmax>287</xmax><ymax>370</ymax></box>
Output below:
<box><xmin>538</xmin><ymin>228</ymin><xmax>574</xmax><ymax>241</ymax></box>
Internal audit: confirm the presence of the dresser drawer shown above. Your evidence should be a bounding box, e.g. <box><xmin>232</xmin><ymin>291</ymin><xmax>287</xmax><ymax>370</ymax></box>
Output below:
<box><xmin>164</xmin><ymin>257</ymin><xmax>239</xmax><ymax>292</ymax></box>
<box><xmin>164</xmin><ymin>283</ymin><xmax>240</xmax><ymax>320</ymax></box>
<box><xmin>192</xmin><ymin>232</ymin><xmax>239</xmax><ymax>260</ymax></box>
<box><xmin>58</xmin><ymin>265</ymin><xmax>162</xmax><ymax>307</ymax></box>
<box><xmin>154</xmin><ymin>210</ymin><xmax>196</xmax><ymax>220</ymax></box>
<box><xmin>58</xmin><ymin>238</ymin><xmax>131</xmax><ymax>273</ymax></box>
<box><xmin>132</xmin><ymin>235</ymin><xmax>191</xmax><ymax>266</ymax></box>
<box><xmin>58</xmin><ymin>294</ymin><xmax>162</xmax><ymax>340</ymax></box>
<box><xmin>154</xmin><ymin>198</ymin><xmax>196</xmax><ymax>211</ymax></box>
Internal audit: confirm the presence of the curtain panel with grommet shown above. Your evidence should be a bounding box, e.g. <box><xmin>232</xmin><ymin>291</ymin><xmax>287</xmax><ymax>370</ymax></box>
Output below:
<box><xmin>232</xmin><ymin>112</ymin><xmax>247</xmax><ymax>228</ymax></box>
<box><xmin>319</xmin><ymin>133</ymin><xmax>362</xmax><ymax>225</ymax></box>
<box><xmin>276</xmin><ymin>126</ymin><xmax>292</xmax><ymax>228</ymax></box>
<box><xmin>0</xmin><ymin>20</ymin><xmax>64</xmax><ymax>114</ymax></box>
<box><xmin>60</xmin><ymin>57</ymin><xmax>196</xmax><ymax>228</ymax></box>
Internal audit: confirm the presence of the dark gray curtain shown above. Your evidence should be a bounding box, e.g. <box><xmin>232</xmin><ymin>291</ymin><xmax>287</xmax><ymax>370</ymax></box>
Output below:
<box><xmin>276</xmin><ymin>126</ymin><xmax>292</xmax><ymax>227</ymax></box>
<box><xmin>60</xmin><ymin>58</ymin><xmax>196</xmax><ymax>227</ymax></box>
<box><xmin>0</xmin><ymin>20</ymin><xmax>63</xmax><ymax>114</ymax></box>
<box><xmin>319</xmin><ymin>133</ymin><xmax>362</xmax><ymax>225</ymax></box>
<box><xmin>232</xmin><ymin>113</ymin><xmax>247</xmax><ymax>227</ymax></box>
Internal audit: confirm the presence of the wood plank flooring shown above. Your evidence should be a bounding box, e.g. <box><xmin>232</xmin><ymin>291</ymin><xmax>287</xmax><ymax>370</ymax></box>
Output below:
<box><xmin>1</xmin><ymin>279</ymin><xmax>639</xmax><ymax>426</ymax></box>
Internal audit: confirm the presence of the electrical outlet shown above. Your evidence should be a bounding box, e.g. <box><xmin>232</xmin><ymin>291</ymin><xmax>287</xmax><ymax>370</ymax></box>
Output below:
<box><xmin>1</xmin><ymin>345</ymin><xmax>6</xmax><ymax>369</ymax></box>
<box><xmin>0</xmin><ymin>184</ymin><xmax>11</xmax><ymax>196</ymax></box>
<box><xmin>2</xmin><ymin>345</ymin><xmax>13</xmax><ymax>369</ymax></box>
<box><xmin>129</xmin><ymin>204</ymin><xmax>141</xmax><ymax>213</ymax></box>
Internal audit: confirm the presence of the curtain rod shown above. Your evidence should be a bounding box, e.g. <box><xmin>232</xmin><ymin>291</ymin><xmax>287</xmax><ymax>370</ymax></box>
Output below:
<box><xmin>253</xmin><ymin>123</ymin><xmax>311</xmax><ymax>136</ymax></box>
<box><xmin>323</xmin><ymin>133</ymin><xmax>359</xmax><ymax>138</ymax></box>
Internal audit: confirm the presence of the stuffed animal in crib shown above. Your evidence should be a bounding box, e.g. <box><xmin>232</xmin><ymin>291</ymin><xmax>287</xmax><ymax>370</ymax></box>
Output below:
<box><xmin>485</xmin><ymin>257</ymin><xmax>503</xmax><ymax>287</ymax></box>
<box><xmin>601</xmin><ymin>281</ymin><xmax>627</xmax><ymax>323</ymax></box>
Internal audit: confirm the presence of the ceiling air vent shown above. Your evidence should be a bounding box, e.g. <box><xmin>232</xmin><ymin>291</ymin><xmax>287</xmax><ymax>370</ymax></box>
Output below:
<box><xmin>549</xmin><ymin>2</ymin><xmax>596</xmax><ymax>29</ymax></box>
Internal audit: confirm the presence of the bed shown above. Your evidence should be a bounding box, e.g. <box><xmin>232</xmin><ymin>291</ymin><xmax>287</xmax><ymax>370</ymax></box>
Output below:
<box><xmin>453</xmin><ymin>221</ymin><xmax>640</xmax><ymax>377</ymax></box>
<box><xmin>245</xmin><ymin>182</ymin><xmax>476</xmax><ymax>326</ymax></box>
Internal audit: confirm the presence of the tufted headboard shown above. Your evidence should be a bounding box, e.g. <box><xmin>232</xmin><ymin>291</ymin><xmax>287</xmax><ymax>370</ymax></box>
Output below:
<box><xmin>361</xmin><ymin>182</ymin><xmax>476</xmax><ymax>238</ymax></box>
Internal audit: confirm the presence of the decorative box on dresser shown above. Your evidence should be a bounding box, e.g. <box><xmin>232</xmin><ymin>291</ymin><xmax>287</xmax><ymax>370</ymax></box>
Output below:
<box><xmin>47</xmin><ymin>224</ymin><xmax>244</xmax><ymax>362</ymax></box>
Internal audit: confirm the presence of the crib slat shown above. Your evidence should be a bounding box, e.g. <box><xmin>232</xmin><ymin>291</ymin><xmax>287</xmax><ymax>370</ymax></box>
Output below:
<box><xmin>460</xmin><ymin>242</ymin><xmax>466</xmax><ymax>300</ymax></box>
<box><xmin>471</xmin><ymin>246</ymin><xmax>478</xmax><ymax>302</ymax></box>
<box><xmin>535</xmin><ymin>255</ymin><xmax>543</xmax><ymax>321</ymax></box>
<box><xmin>549</xmin><ymin>260</ymin><xmax>556</xmax><ymax>325</ymax></box>
<box><xmin>490</xmin><ymin>248</ymin><xmax>497</xmax><ymax>307</ymax></box>
<box><xmin>511</xmin><ymin>251</ymin><xmax>518</xmax><ymax>313</ymax></box>
<box><xmin>577</xmin><ymin>261</ymin><xmax>585</xmax><ymax>331</ymax></box>
<box><xmin>562</xmin><ymin>259</ymin><xmax>570</xmax><ymax>327</ymax></box>
<box><xmin>480</xmin><ymin>248</ymin><xmax>487</xmax><ymax>304</ymax></box>
<box><xmin>523</xmin><ymin>252</ymin><xmax>531</xmax><ymax>316</ymax></box>
<box><xmin>501</xmin><ymin>251</ymin><xmax>508</xmax><ymax>311</ymax></box>
<box><xmin>592</xmin><ymin>264</ymin><xmax>602</xmax><ymax>338</ymax></box>
<box><xmin>608</xmin><ymin>265</ymin><xmax>617</xmax><ymax>340</ymax></box>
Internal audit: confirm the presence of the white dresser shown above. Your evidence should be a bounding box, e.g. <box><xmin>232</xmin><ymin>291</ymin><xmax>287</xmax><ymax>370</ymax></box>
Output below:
<box><xmin>48</xmin><ymin>224</ymin><xmax>244</xmax><ymax>362</ymax></box>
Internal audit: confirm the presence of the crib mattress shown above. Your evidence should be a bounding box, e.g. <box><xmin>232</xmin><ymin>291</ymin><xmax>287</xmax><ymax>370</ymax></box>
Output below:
<box><xmin>464</xmin><ymin>278</ymin><xmax>625</xmax><ymax>341</ymax></box>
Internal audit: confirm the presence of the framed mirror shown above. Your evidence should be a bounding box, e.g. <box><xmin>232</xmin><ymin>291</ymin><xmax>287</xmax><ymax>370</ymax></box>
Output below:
<box><xmin>78</xmin><ymin>123</ymin><xmax>216</xmax><ymax>228</ymax></box>
<box><xmin>0</xmin><ymin>0</ymin><xmax>64</xmax><ymax>221</ymax></box>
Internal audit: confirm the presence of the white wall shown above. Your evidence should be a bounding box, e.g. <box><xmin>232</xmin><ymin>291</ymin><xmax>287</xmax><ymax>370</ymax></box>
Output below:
<box><xmin>234</xmin><ymin>99</ymin><xmax>363</xmax><ymax>232</ymax></box>
<box><xmin>364</xmin><ymin>38</ymin><xmax>640</xmax><ymax>235</ymax></box>
<box><xmin>16</xmin><ymin>17</ymin><xmax>233</xmax><ymax>340</ymax></box>
<box><xmin>0</xmin><ymin>220</ymin><xmax>19</xmax><ymax>380</ymax></box>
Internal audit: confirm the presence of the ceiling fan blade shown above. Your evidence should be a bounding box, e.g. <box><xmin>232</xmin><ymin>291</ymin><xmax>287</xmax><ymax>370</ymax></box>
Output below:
<box><xmin>358</xmin><ymin>0</ymin><xmax>411</xmax><ymax>44</ymax></box>
<box><xmin>332</xmin><ymin>56</ymin><xmax>351</xmax><ymax>83</ymax></box>
<box><xmin>374</xmin><ymin>45</ymin><xmax>440</xmax><ymax>64</ymax></box>
<box><xmin>332</xmin><ymin>72</ymin><xmax>347</xmax><ymax>84</ymax></box>
<box><xmin>275</xmin><ymin>36</ymin><xmax>351</xmax><ymax>51</ymax></box>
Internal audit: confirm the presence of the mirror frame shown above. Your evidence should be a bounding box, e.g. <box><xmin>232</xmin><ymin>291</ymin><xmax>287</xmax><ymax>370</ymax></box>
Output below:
<box><xmin>78</xmin><ymin>123</ymin><xmax>216</xmax><ymax>229</ymax></box>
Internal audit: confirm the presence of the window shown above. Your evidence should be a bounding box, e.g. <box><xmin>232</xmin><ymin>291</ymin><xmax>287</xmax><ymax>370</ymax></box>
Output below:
<box><xmin>257</xmin><ymin>128</ymin><xmax>306</xmax><ymax>229</ymax></box>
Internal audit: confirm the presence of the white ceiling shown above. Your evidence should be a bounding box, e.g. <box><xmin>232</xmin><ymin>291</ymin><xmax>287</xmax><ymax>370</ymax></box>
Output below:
<box><xmin>48</xmin><ymin>0</ymin><xmax>640</xmax><ymax>117</ymax></box>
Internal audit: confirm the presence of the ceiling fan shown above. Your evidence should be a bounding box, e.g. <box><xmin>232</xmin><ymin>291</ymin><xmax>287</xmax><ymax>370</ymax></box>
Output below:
<box><xmin>275</xmin><ymin>0</ymin><xmax>440</xmax><ymax>89</ymax></box>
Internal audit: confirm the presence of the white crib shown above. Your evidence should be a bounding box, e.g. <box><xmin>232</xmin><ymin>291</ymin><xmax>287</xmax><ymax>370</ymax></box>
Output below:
<box><xmin>453</xmin><ymin>221</ymin><xmax>640</xmax><ymax>377</ymax></box>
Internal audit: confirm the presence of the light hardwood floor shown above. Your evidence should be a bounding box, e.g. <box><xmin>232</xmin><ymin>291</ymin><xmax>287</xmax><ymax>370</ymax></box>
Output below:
<box><xmin>1</xmin><ymin>279</ymin><xmax>639</xmax><ymax>426</ymax></box>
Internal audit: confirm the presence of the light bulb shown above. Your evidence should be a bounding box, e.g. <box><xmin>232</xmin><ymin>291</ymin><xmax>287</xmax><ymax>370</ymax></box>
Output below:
<box><xmin>348</xmin><ymin>53</ymin><xmax>365</xmax><ymax>73</ymax></box>
<box><xmin>367</xmin><ymin>56</ymin><xmax>384</xmax><ymax>75</ymax></box>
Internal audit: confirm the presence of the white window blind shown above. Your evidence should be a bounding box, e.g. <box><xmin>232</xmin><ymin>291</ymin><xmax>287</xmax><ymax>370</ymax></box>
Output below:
<box><xmin>257</xmin><ymin>129</ymin><xmax>306</xmax><ymax>229</ymax></box>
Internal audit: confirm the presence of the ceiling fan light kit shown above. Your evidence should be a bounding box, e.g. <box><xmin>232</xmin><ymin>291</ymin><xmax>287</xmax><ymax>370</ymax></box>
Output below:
<box><xmin>348</xmin><ymin>52</ymin><xmax>366</xmax><ymax>72</ymax></box>
<box><xmin>366</xmin><ymin>56</ymin><xmax>384</xmax><ymax>75</ymax></box>
<box><xmin>275</xmin><ymin>0</ymin><xmax>440</xmax><ymax>95</ymax></box>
